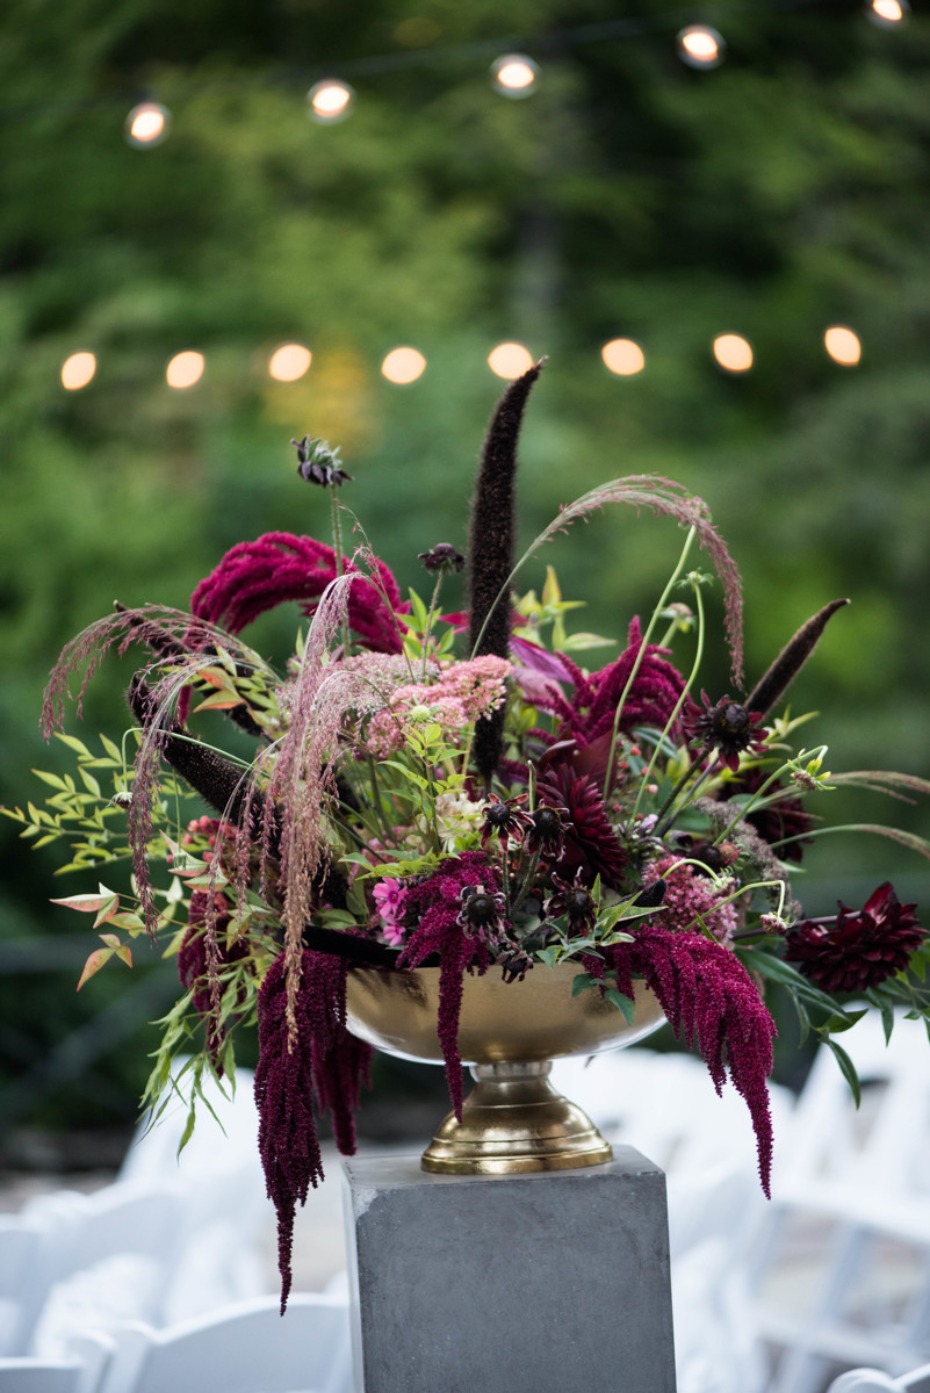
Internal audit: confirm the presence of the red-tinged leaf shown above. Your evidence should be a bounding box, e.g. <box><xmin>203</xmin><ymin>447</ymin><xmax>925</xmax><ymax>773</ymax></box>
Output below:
<box><xmin>114</xmin><ymin>945</ymin><xmax>133</xmax><ymax>968</ymax></box>
<box><xmin>106</xmin><ymin>912</ymin><xmax>146</xmax><ymax>931</ymax></box>
<box><xmin>193</xmin><ymin>666</ymin><xmax>232</xmax><ymax>689</ymax></box>
<box><xmin>51</xmin><ymin>892</ymin><xmax>114</xmax><ymax>914</ymax></box>
<box><xmin>93</xmin><ymin>895</ymin><xmax>121</xmax><ymax>928</ymax></box>
<box><xmin>191</xmin><ymin>693</ymin><xmax>245</xmax><ymax>713</ymax></box>
<box><xmin>77</xmin><ymin>946</ymin><xmax>114</xmax><ymax>991</ymax></box>
<box><xmin>98</xmin><ymin>932</ymin><xmax>122</xmax><ymax>950</ymax></box>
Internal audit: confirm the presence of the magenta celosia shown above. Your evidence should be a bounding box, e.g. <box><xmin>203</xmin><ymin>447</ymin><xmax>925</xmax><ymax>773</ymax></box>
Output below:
<box><xmin>190</xmin><ymin>531</ymin><xmax>406</xmax><ymax>654</ymax></box>
<box><xmin>642</xmin><ymin>855</ymin><xmax>738</xmax><ymax>944</ymax></box>
<box><xmin>254</xmin><ymin>951</ymin><xmax>372</xmax><ymax>1312</ymax></box>
<box><xmin>607</xmin><ymin>925</ymin><xmax>776</xmax><ymax>1196</ymax></box>
<box><xmin>398</xmin><ymin>852</ymin><xmax>497</xmax><ymax>1119</ymax></box>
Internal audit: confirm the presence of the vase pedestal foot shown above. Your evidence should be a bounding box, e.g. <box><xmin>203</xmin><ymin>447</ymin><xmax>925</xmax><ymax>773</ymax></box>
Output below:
<box><xmin>421</xmin><ymin>1059</ymin><xmax>613</xmax><ymax>1175</ymax></box>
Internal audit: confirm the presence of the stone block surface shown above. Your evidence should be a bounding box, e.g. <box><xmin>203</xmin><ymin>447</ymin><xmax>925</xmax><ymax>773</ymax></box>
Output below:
<box><xmin>342</xmin><ymin>1148</ymin><xmax>676</xmax><ymax>1393</ymax></box>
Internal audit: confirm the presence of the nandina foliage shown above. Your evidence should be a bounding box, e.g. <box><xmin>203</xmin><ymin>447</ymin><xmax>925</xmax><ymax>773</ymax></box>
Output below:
<box><xmin>398</xmin><ymin>851</ymin><xmax>496</xmax><ymax>1119</ymax></box>
<box><xmin>606</xmin><ymin>925</ymin><xmax>776</xmax><ymax>1196</ymax></box>
<box><xmin>254</xmin><ymin>951</ymin><xmax>372</xmax><ymax>1312</ymax></box>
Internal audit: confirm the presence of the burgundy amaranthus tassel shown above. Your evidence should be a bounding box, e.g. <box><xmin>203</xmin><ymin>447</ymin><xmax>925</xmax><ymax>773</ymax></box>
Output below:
<box><xmin>398</xmin><ymin>852</ymin><xmax>496</xmax><ymax>1118</ymax></box>
<box><xmin>609</xmin><ymin>926</ymin><xmax>777</xmax><ymax>1196</ymax></box>
<box><xmin>254</xmin><ymin>952</ymin><xmax>372</xmax><ymax>1313</ymax></box>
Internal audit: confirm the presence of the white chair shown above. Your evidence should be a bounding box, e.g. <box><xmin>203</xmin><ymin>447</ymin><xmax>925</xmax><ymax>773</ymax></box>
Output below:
<box><xmin>97</xmin><ymin>1293</ymin><xmax>352</xmax><ymax>1393</ymax></box>
<box><xmin>0</xmin><ymin>1333</ymin><xmax>112</xmax><ymax>1393</ymax></box>
<box><xmin>12</xmin><ymin>1182</ymin><xmax>187</xmax><ymax>1359</ymax></box>
<box><xmin>828</xmin><ymin>1362</ymin><xmax>930</xmax><ymax>1392</ymax></box>
<box><xmin>747</xmin><ymin>1012</ymin><xmax>930</xmax><ymax>1393</ymax></box>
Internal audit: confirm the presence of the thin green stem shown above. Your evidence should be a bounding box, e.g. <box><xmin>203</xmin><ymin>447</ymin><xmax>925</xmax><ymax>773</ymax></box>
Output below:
<box><xmin>330</xmin><ymin>487</ymin><xmax>352</xmax><ymax>657</ymax></box>
<box><xmin>601</xmin><ymin>527</ymin><xmax>697</xmax><ymax>802</ymax></box>
<box><xmin>421</xmin><ymin>572</ymin><xmax>445</xmax><ymax>680</ymax></box>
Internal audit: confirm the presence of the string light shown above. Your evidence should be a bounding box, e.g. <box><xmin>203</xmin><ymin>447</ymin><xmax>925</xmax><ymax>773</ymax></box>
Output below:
<box><xmin>60</xmin><ymin>352</ymin><xmax>97</xmax><ymax>391</ymax></box>
<box><xmin>381</xmin><ymin>347</ymin><xmax>427</xmax><ymax>384</ymax></box>
<box><xmin>490</xmin><ymin>54</ymin><xmax>539</xmax><ymax>98</ymax></box>
<box><xmin>824</xmin><ymin>325</ymin><xmax>862</xmax><ymax>366</ymax></box>
<box><xmin>268</xmin><ymin>343</ymin><xmax>312</xmax><ymax>382</ymax></box>
<box><xmin>867</xmin><ymin>0</ymin><xmax>909</xmax><ymax>26</ymax></box>
<box><xmin>166</xmin><ymin>351</ymin><xmax>205</xmax><ymax>390</ymax></box>
<box><xmin>307</xmin><ymin>80</ymin><xmax>355</xmax><ymax>124</ymax></box>
<box><xmin>713</xmin><ymin>333</ymin><xmax>753</xmax><ymax>373</ymax></box>
<box><xmin>125</xmin><ymin>102</ymin><xmax>171</xmax><ymax>148</ymax></box>
<box><xmin>487</xmin><ymin>342</ymin><xmax>534</xmax><ymax>379</ymax></box>
<box><xmin>676</xmin><ymin>25</ymin><xmax>726</xmax><ymax>69</ymax></box>
<box><xmin>601</xmin><ymin>338</ymin><xmax>646</xmax><ymax>376</ymax></box>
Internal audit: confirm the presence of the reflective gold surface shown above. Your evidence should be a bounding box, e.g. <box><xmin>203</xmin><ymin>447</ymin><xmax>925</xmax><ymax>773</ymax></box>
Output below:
<box><xmin>344</xmin><ymin>965</ymin><xmax>665</xmax><ymax>1174</ymax></box>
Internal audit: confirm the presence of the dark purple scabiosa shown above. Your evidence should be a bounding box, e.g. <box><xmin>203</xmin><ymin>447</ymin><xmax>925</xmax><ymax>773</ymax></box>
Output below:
<box><xmin>480</xmin><ymin>793</ymin><xmax>533</xmax><ymax>850</ymax></box>
<box><xmin>418</xmin><ymin>543</ymin><xmax>466</xmax><ymax>574</ymax></box>
<box><xmin>536</xmin><ymin>765</ymin><xmax>627</xmax><ymax>888</ymax></box>
<box><xmin>292</xmin><ymin>435</ymin><xmax>352</xmax><ymax>488</ymax></box>
<box><xmin>189</xmin><ymin>532</ymin><xmax>405</xmax><ymax>655</ymax></box>
<box><xmin>254</xmin><ymin>951</ymin><xmax>372</xmax><ymax>1313</ymax></box>
<box><xmin>398</xmin><ymin>852</ymin><xmax>498</xmax><ymax>1119</ymax></box>
<box><xmin>545</xmin><ymin>869</ymin><xmax>597</xmax><ymax>934</ymax></box>
<box><xmin>525</xmin><ymin>801</ymin><xmax>570</xmax><ymax>859</ymax></box>
<box><xmin>608</xmin><ymin>925</ymin><xmax>776</xmax><ymax>1197</ymax></box>
<box><xmin>684</xmin><ymin>692</ymin><xmax>768</xmax><ymax>773</ymax></box>
<box><xmin>784</xmin><ymin>883</ymin><xmax>924</xmax><ymax>993</ymax></box>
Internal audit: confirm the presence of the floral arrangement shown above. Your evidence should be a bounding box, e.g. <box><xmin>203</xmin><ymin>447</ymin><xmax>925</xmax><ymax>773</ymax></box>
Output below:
<box><xmin>7</xmin><ymin>362</ymin><xmax>929</xmax><ymax>1309</ymax></box>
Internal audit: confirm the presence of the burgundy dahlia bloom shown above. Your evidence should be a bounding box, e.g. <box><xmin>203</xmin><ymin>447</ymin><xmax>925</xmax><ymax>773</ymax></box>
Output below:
<box><xmin>784</xmin><ymin>882</ymin><xmax>924</xmax><ymax>993</ymax></box>
<box><xmin>536</xmin><ymin>765</ymin><xmax>627</xmax><ymax>888</ymax></box>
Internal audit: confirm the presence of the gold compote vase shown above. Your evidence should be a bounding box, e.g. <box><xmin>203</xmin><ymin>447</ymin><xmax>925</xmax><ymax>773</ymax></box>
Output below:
<box><xmin>345</xmin><ymin>963</ymin><xmax>665</xmax><ymax>1175</ymax></box>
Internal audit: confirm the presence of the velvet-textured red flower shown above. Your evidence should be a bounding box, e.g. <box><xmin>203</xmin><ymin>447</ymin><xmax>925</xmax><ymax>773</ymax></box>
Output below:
<box><xmin>784</xmin><ymin>882</ymin><xmax>924</xmax><ymax>993</ymax></box>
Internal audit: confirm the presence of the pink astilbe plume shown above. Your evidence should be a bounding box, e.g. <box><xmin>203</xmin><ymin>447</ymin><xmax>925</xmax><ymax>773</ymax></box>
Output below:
<box><xmin>398</xmin><ymin>852</ymin><xmax>497</xmax><ymax>1119</ymax></box>
<box><xmin>254</xmin><ymin>952</ymin><xmax>372</xmax><ymax>1313</ymax></box>
<box><xmin>190</xmin><ymin>531</ymin><xmax>406</xmax><ymax>655</ymax></box>
<box><xmin>608</xmin><ymin>925</ymin><xmax>776</xmax><ymax>1195</ymax></box>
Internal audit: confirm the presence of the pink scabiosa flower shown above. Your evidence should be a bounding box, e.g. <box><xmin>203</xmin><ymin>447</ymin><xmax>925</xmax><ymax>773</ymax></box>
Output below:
<box><xmin>784</xmin><ymin>882</ymin><xmax>924</xmax><ymax>993</ymax></box>
<box><xmin>643</xmin><ymin>855</ymin><xmax>738</xmax><ymax>944</ymax></box>
<box><xmin>372</xmin><ymin>878</ymin><xmax>409</xmax><ymax>947</ymax></box>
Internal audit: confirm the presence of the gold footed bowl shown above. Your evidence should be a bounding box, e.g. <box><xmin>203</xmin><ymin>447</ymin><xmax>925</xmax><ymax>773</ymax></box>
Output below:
<box><xmin>344</xmin><ymin>963</ymin><xmax>665</xmax><ymax>1176</ymax></box>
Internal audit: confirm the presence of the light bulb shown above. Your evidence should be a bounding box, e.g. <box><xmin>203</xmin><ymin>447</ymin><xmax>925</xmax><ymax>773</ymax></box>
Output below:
<box><xmin>269</xmin><ymin>343</ymin><xmax>312</xmax><ymax>382</ymax></box>
<box><xmin>381</xmin><ymin>347</ymin><xmax>427</xmax><ymax>385</ymax></box>
<box><xmin>166</xmin><ymin>351</ymin><xmax>205</xmax><ymax>390</ymax></box>
<box><xmin>601</xmin><ymin>339</ymin><xmax>646</xmax><ymax>376</ymax></box>
<box><xmin>676</xmin><ymin>25</ymin><xmax>726</xmax><ymax>70</ymax></box>
<box><xmin>307</xmin><ymin>80</ymin><xmax>355</xmax><ymax>124</ymax></box>
<box><xmin>824</xmin><ymin>326</ymin><xmax>862</xmax><ymax>366</ymax></box>
<box><xmin>61</xmin><ymin>352</ymin><xmax>97</xmax><ymax>391</ymax></box>
<box><xmin>867</xmin><ymin>0</ymin><xmax>909</xmax><ymax>26</ymax></box>
<box><xmin>490</xmin><ymin>54</ymin><xmax>539</xmax><ymax>98</ymax></box>
<box><xmin>125</xmin><ymin>102</ymin><xmax>171</xmax><ymax>148</ymax></box>
<box><xmin>487</xmin><ymin>342</ymin><xmax>534</xmax><ymax>379</ymax></box>
<box><xmin>713</xmin><ymin>334</ymin><xmax>753</xmax><ymax>373</ymax></box>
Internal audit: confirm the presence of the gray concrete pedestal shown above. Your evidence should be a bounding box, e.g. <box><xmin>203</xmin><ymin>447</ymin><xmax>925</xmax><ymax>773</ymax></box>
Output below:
<box><xmin>342</xmin><ymin>1148</ymin><xmax>677</xmax><ymax>1393</ymax></box>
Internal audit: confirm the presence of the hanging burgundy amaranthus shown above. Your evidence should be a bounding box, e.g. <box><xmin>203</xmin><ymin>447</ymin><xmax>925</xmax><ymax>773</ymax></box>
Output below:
<box><xmin>254</xmin><ymin>952</ymin><xmax>372</xmax><ymax>1313</ymax></box>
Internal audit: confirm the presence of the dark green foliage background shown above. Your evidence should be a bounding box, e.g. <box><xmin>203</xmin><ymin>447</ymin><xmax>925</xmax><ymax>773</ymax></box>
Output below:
<box><xmin>1</xmin><ymin>0</ymin><xmax>927</xmax><ymax>1138</ymax></box>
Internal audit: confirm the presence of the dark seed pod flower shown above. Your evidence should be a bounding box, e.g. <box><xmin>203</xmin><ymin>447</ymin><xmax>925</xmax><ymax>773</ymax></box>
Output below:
<box><xmin>418</xmin><ymin>543</ymin><xmax>466</xmax><ymax>575</ymax></box>
<box><xmin>480</xmin><ymin>794</ymin><xmax>533</xmax><ymax>850</ymax></box>
<box><xmin>684</xmin><ymin>692</ymin><xmax>768</xmax><ymax>773</ymax></box>
<box><xmin>292</xmin><ymin>435</ymin><xmax>352</xmax><ymax>488</ymax></box>
<box><xmin>784</xmin><ymin>882</ymin><xmax>924</xmax><ymax>993</ymax></box>
<box><xmin>545</xmin><ymin>869</ymin><xmax>597</xmax><ymax>933</ymax></box>
<box><xmin>457</xmin><ymin>883</ymin><xmax>508</xmax><ymax>940</ymax></box>
<box><xmin>525</xmin><ymin>802</ymin><xmax>570</xmax><ymax>858</ymax></box>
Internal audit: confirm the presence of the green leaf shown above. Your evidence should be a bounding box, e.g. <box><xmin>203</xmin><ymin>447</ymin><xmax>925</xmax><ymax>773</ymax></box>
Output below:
<box><xmin>177</xmin><ymin>1103</ymin><xmax>197</xmax><ymax>1158</ymax></box>
<box><xmin>822</xmin><ymin>1036</ymin><xmax>861</xmax><ymax>1108</ymax></box>
<box><xmin>100</xmin><ymin>734</ymin><xmax>123</xmax><ymax>762</ymax></box>
<box><xmin>571</xmin><ymin>972</ymin><xmax>599</xmax><ymax>996</ymax></box>
<box><xmin>55</xmin><ymin>733</ymin><xmax>92</xmax><ymax>758</ymax></box>
<box><xmin>50</xmin><ymin>891</ymin><xmax>117</xmax><ymax>914</ymax></box>
<box><xmin>604</xmin><ymin>988</ymin><xmax>636</xmax><ymax>1024</ymax></box>
<box><xmin>76</xmin><ymin>946</ymin><xmax>114</xmax><ymax>990</ymax></box>
<box><xmin>31</xmin><ymin>769</ymin><xmax>69</xmax><ymax>791</ymax></box>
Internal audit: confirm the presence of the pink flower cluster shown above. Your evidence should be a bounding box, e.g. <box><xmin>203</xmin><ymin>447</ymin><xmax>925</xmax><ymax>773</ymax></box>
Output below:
<box><xmin>643</xmin><ymin>854</ymin><xmax>737</xmax><ymax>944</ymax></box>
<box><xmin>365</xmin><ymin>656</ymin><xmax>510</xmax><ymax>758</ymax></box>
<box><xmin>372</xmin><ymin>878</ymin><xmax>409</xmax><ymax>946</ymax></box>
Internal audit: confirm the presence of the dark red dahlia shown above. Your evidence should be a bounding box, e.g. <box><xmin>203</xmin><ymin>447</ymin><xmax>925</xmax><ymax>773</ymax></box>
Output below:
<box><xmin>684</xmin><ymin>692</ymin><xmax>768</xmax><ymax>773</ymax></box>
<box><xmin>784</xmin><ymin>882</ymin><xmax>925</xmax><ymax>993</ymax></box>
<box><xmin>537</xmin><ymin>765</ymin><xmax>627</xmax><ymax>889</ymax></box>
